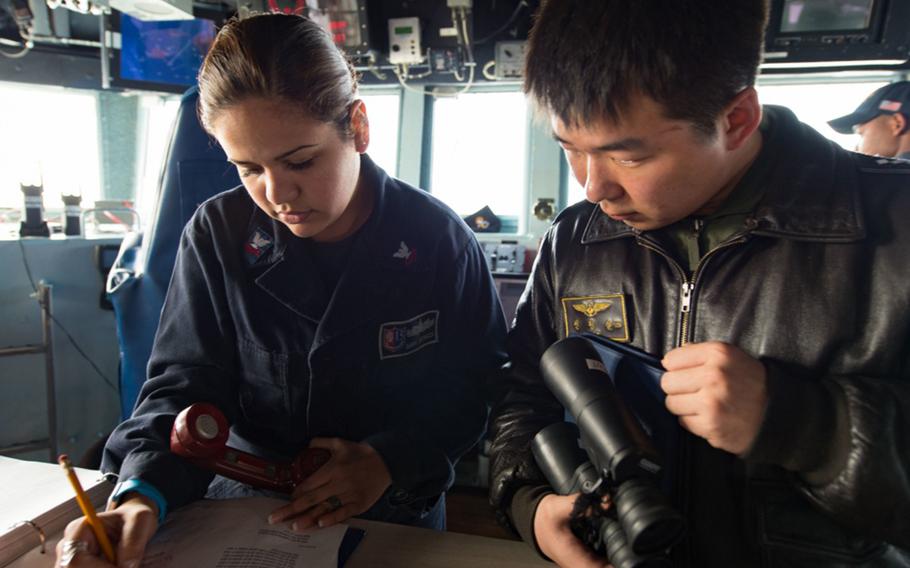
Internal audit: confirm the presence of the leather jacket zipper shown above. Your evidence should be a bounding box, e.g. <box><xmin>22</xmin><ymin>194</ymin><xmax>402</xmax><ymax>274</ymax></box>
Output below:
<box><xmin>634</xmin><ymin>236</ymin><xmax>691</xmax><ymax>345</ymax></box>
<box><xmin>680</xmin><ymin>282</ymin><xmax>694</xmax><ymax>339</ymax></box>
<box><xmin>639</xmin><ymin>230</ymin><xmax>750</xmax><ymax>346</ymax></box>
<box><xmin>679</xmin><ymin>220</ymin><xmax>704</xmax><ymax>344</ymax></box>
<box><xmin>682</xmin><ymin>236</ymin><xmax>749</xmax><ymax>343</ymax></box>
<box><xmin>636</xmin><ymin>227</ymin><xmax>750</xmax><ymax>566</ymax></box>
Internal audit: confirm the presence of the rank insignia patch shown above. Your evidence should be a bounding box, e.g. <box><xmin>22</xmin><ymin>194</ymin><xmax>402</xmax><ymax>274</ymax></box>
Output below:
<box><xmin>243</xmin><ymin>228</ymin><xmax>273</xmax><ymax>265</ymax></box>
<box><xmin>379</xmin><ymin>310</ymin><xmax>439</xmax><ymax>359</ymax></box>
<box><xmin>392</xmin><ymin>241</ymin><xmax>417</xmax><ymax>266</ymax></box>
<box><xmin>561</xmin><ymin>294</ymin><xmax>630</xmax><ymax>342</ymax></box>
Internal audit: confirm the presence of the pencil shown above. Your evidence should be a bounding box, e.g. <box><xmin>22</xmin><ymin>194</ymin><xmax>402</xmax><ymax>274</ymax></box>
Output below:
<box><xmin>58</xmin><ymin>455</ymin><xmax>116</xmax><ymax>564</ymax></box>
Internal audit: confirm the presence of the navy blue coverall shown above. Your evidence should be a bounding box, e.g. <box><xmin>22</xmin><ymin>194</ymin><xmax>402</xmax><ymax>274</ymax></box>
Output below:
<box><xmin>102</xmin><ymin>156</ymin><xmax>508</xmax><ymax>528</ymax></box>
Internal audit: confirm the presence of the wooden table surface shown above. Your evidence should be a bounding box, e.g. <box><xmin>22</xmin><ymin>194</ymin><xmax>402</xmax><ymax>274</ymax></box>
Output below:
<box><xmin>346</xmin><ymin>518</ymin><xmax>551</xmax><ymax>568</ymax></box>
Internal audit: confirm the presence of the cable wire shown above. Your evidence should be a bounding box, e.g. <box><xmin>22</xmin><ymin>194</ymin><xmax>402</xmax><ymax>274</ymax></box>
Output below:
<box><xmin>459</xmin><ymin>7</ymin><xmax>474</xmax><ymax>63</ymax></box>
<box><xmin>482</xmin><ymin>59</ymin><xmax>497</xmax><ymax>81</ymax></box>
<box><xmin>394</xmin><ymin>64</ymin><xmax>430</xmax><ymax>95</ymax></box>
<box><xmin>16</xmin><ymin>239</ymin><xmax>119</xmax><ymax>394</ymax></box>
<box><xmin>435</xmin><ymin>6</ymin><xmax>475</xmax><ymax>96</ymax></box>
<box><xmin>365</xmin><ymin>51</ymin><xmax>388</xmax><ymax>81</ymax></box>
<box><xmin>0</xmin><ymin>41</ymin><xmax>30</xmax><ymax>58</ymax></box>
<box><xmin>475</xmin><ymin>0</ymin><xmax>529</xmax><ymax>45</ymax></box>
<box><xmin>430</xmin><ymin>64</ymin><xmax>475</xmax><ymax>98</ymax></box>
<box><xmin>0</xmin><ymin>27</ymin><xmax>31</xmax><ymax>58</ymax></box>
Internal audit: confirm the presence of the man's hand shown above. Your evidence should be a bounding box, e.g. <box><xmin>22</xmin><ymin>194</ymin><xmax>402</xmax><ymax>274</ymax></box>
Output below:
<box><xmin>661</xmin><ymin>341</ymin><xmax>768</xmax><ymax>455</ymax></box>
<box><xmin>533</xmin><ymin>494</ymin><xmax>611</xmax><ymax>568</ymax></box>
<box><xmin>54</xmin><ymin>494</ymin><xmax>159</xmax><ymax>568</ymax></box>
<box><xmin>268</xmin><ymin>438</ymin><xmax>392</xmax><ymax>531</ymax></box>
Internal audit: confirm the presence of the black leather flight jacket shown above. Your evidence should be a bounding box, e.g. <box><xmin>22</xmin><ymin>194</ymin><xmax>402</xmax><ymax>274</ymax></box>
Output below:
<box><xmin>489</xmin><ymin>107</ymin><xmax>910</xmax><ymax>567</ymax></box>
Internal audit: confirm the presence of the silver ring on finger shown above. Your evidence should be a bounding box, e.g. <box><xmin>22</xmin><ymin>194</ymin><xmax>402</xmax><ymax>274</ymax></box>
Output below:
<box><xmin>325</xmin><ymin>495</ymin><xmax>343</xmax><ymax>512</ymax></box>
<box><xmin>59</xmin><ymin>539</ymin><xmax>90</xmax><ymax>567</ymax></box>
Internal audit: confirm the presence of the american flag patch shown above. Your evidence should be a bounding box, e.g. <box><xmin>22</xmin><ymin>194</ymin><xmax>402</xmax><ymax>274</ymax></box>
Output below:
<box><xmin>243</xmin><ymin>228</ymin><xmax>273</xmax><ymax>264</ymax></box>
<box><xmin>879</xmin><ymin>100</ymin><xmax>902</xmax><ymax>112</ymax></box>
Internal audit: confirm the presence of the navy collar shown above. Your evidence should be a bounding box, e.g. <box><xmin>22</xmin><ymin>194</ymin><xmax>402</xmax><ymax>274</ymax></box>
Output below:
<box><xmin>243</xmin><ymin>156</ymin><xmax>432</xmax><ymax>349</ymax></box>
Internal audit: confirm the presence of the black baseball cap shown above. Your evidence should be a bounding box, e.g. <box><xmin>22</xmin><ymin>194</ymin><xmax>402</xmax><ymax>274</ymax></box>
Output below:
<box><xmin>828</xmin><ymin>81</ymin><xmax>910</xmax><ymax>134</ymax></box>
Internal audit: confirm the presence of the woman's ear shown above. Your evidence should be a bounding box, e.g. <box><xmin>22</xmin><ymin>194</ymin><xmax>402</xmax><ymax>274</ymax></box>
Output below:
<box><xmin>350</xmin><ymin>100</ymin><xmax>370</xmax><ymax>153</ymax></box>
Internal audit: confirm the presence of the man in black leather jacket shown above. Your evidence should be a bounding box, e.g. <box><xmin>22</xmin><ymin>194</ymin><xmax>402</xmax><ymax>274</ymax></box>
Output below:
<box><xmin>488</xmin><ymin>2</ymin><xmax>910</xmax><ymax>567</ymax></box>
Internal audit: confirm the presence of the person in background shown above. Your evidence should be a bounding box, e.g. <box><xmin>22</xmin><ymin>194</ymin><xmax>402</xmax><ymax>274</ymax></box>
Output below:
<box><xmin>829</xmin><ymin>81</ymin><xmax>910</xmax><ymax>160</ymax></box>
<box><xmin>55</xmin><ymin>13</ymin><xmax>507</xmax><ymax>567</ymax></box>
<box><xmin>488</xmin><ymin>1</ymin><xmax>910</xmax><ymax>567</ymax></box>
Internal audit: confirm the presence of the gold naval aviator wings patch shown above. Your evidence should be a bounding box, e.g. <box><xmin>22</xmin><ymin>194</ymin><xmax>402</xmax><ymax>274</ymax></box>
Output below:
<box><xmin>561</xmin><ymin>294</ymin><xmax>630</xmax><ymax>342</ymax></box>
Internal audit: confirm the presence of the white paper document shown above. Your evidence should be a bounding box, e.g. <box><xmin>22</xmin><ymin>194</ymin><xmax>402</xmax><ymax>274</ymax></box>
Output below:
<box><xmin>0</xmin><ymin>456</ymin><xmax>107</xmax><ymax>534</ymax></box>
<box><xmin>141</xmin><ymin>497</ymin><xmax>350</xmax><ymax>568</ymax></box>
<box><xmin>0</xmin><ymin>457</ymin><xmax>111</xmax><ymax>567</ymax></box>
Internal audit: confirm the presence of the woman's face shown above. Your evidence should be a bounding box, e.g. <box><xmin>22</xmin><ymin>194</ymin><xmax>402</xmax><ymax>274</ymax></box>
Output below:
<box><xmin>211</xmin><ymin>97</ymin><xmax>371</xmax><ymax>241</ymax></box>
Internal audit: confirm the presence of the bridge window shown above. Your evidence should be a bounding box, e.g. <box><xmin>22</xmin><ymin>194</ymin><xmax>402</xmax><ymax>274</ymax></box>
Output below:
<box><xmin>755</xmin><ymin>78</ymin><xmax>891</xmax><ymax>150</ymax></box>
<box><xmin>0</xmin><ymin>83</ymin><xmax>101</xmax><ymax>234</ymax></box>
<box><xmin>565</xmin><ymin>164</ymin><xmax>586</xmax><ymax>208</ymax></box>
<box><xmin>360</xmin><ymin>92</ymin><xmax>401</xmax><ymax>177</ymax></box>
<box><xmin>430</xmin><ymin>91</ymin><xmax>528</xmax><ymax>232</ymax></box>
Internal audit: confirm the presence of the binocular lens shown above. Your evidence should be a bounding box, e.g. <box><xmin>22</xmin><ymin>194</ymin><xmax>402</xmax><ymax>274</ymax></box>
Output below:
<box><xmin>614</xmin><ymin>478</ymin><xmax>686</xmax><ymax>554</ymax></box>
<box><xmin>601</xmin><ymin>517</ymin><xmax>673</xmax><ymax>568</ymax></box>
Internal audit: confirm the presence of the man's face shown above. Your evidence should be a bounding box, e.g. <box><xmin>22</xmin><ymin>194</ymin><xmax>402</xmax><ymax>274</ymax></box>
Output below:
<box><xmin>855</xmin><ymin>114</ymin><xmax>899</xmax><ymax>158</ymax></box>
<box><xmin>553</xmin><ymin>96</ymin><xmax>744</xmax><ymax>231</ymax></box>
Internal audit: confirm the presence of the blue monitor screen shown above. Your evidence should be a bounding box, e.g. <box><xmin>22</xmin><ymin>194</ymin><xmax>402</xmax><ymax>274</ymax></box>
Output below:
<box><xmin>119</xmin><ymin>15</ymin><xmax>216</xmax><ymax>87</ymax></box>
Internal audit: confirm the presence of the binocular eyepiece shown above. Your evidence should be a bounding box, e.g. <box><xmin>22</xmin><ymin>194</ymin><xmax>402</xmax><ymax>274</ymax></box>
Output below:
<box><xmin>532</xmin><ymin>335</ymin><xmax>685</xmax><ymax>568</ymax></box>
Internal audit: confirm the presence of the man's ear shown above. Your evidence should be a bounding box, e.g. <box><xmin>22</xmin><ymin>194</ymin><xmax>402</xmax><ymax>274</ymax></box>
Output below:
<box><xmin>720</xmin><ymin>87</ymin><xmax>762</xmax><ymax>152</ymax></box>
<box><xmin>891</xmin><ymin>112</ymin><xmax>909</xmax><ymax>136</ymax></box>
<box><xmin>350</xmin><ymin>100</ymin><xmax>370</xmax><ymax>153</ymax></box>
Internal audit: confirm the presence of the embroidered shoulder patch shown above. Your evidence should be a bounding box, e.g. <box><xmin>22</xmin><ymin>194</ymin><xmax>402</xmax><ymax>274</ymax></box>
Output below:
<box><xmin>244</xmin><ymin>228</ymin><xmax>273</xmax><ymax>265</ymax></box>
<box><xmin>392</xmin><ymin>241</ymin><xmax>417</xmax><ymax>265</ymax></box>
<box><xmin>379</xmin><ymin>310</ymin><xmax>439</xmax><ymax>359</ymax></box>
<box><xmin>561</xmin><ymin>294</ymin><xmax>630</xmax><ymax>342</ymax></box>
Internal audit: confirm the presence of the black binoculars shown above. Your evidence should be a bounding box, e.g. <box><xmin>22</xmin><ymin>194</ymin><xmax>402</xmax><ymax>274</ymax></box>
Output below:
<box><xmin>532</xmin><ymin>335</ymin><xmax>685</xmax><ymax>568</ymax></box>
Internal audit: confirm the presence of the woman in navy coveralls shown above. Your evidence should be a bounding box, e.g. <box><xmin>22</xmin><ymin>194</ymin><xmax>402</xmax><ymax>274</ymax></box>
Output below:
<box><xmin>56</xmin><ymin>13</ymin><xmax>507</xmax><ymax>567</ymax></box>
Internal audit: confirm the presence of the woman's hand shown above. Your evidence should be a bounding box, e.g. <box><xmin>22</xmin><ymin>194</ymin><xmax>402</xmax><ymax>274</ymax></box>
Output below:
<box><xmin>534</xmin><ymin>494</ymin><xmax>612</xmax><ymax>568</ymax></box>
<box><xmin>54</xmin><ymin>494</ymin><xmax>158</xmax><ymax>568</ymax></box>
<box><xmin>268</xmin><ymin>438</ymin><xmax>392</xmax><ymax>532</ymax></box>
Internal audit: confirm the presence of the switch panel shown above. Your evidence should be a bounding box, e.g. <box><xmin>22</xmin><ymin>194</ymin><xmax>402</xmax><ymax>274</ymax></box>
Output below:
<box><xmin>388</xmin><ymin>17</ymin><xmax>423</xmax><ymax>65</ymax></box>
<box><xmin>483</xmin><ymin>242</ymin><xmax>526</xmax><ymax>274</ymax></box>
<box><xmin>494</xmin><ymin>41</ymin><xmax>527</xmax><ymax>79</ymax></box>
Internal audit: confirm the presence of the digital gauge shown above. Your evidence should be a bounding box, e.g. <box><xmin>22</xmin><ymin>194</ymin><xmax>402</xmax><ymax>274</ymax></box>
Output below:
<box><xmin>266</xmin><ymin>0</ymin><xmax>369</xmax><ymax>54</ymax></box>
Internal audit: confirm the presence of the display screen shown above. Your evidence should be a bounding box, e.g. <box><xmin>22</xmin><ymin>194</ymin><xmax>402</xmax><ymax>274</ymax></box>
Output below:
<box><xmin>779</xmin><ymin>0</ymin><xmax>875</xmax><ymax>33</ymax></box>
<box><xmin>394</xmin><ymin>26</ymin><xmax>413</xmax><ymax>35</ymax></box>
<box><xmin>119</xmin><ymin>15</ymin><xmax>216</xmax><ymax>87</ymax></box>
